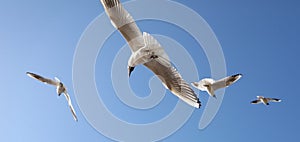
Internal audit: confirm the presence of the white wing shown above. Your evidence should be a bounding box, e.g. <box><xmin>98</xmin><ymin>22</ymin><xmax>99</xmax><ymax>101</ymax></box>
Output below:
<box><xmin>143</xmin><ymin>32</ymin><xmax>170</xmax><ymax>61</ymax></box>
<box><xmin>101</xmin><ymin>0</ymin><xmax>144</xmax><ymax>52</ymax></box>
<box><xmin>144</xmin><ymin>58</ymin><xmax>201</xmax><ymax>108</ymax></box>
<box><xmin>128</xmin><ymin>47</ymin><xmax>150</xmax><ymax>67</ymax></box>
<box><xmin>63</xmin><ymin>92</ymin><xmax>78</xmax><ymax>121</ymax></box>
<box><xmin>129</xmin><ymin>31</ymin><xmax>200</xmax><ymax>106</ymax></box>
<box><xmin>26</xmin><ymin>72</ymin><xmax>59</xmax><ymax>86</ymax></box>
<box><xmin>128</xmin><ymin>32</ymin><xmax>169</xmax><ymax>67</ymax></box>
<box><xmin>211</xmin><ymin>74</ymin><xmax>242</xmax><ymax>90</ymax></box>
<box><xmin>267</xmin><ymin>98</ymin><xmax>281</xmax><ymax>103</ymax></box>
<box><xmin>143</xmin><ymin>32</ymin><xmax>162</xmax><ymax>50</ymax></box>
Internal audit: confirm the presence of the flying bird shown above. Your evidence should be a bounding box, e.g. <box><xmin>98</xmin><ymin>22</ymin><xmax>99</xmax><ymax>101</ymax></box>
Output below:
<box><xmin>26</xmin><ymin>72</ymin><xmax>78</xmax><ymax>121</ymax></box>
<box><xmin>100</xmin><ymin>0</ymin><xmax>201</xmax><ymax>108</ymax></box>
<box><xmin>128</xmin><ymin>32</ymin><xmax>169</xmax><ymax>77</ymax></box>
<box><xmin>251</xmin><ymin>96</ymin><xmax>281</xmax><ymax>105</ymax></box>
<box><xmin>191</xmin><ymin>74</ymin><xmax>242</xmax><ymax>98</ymax></box>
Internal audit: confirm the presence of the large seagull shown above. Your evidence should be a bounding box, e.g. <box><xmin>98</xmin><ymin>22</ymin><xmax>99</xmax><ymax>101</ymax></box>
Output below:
<box><xmin>26</xmin><ymin>72</ymin><xmax>78</xmax><ymax>121</ymax></box>
<box><xmin>100</xmin><ymin>0</ymin><xmax>201</xmax><ymax>108</ymax></box>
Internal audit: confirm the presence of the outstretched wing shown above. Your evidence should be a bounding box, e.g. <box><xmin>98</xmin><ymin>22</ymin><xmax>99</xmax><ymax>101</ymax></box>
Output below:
<box><xmin>101</xmin><ymin>0</ymin><xmax>144</xmax><ymax>52</ymax></box>
<box><xmin>63</xmin><ymin>92</ymin><xmax>78</xmax><ymax>121</ymax></box>
<box><xmin>267</xmin><ymin>98</ymin><xmax>281</xmax><ymax>103</ymax></box>
<box><xmin>144</xmin><ymin>58</ymin><xmax>201</xmax><ymax>108</ymax></box>
<box><xmin>251</xmin><ymin>99</ymin><xmax>262</xmax><ymax>104</ymax></box>
<box><xmin>212</xmin><ymin>74</ymin><xmax>242</xmax><ymax>90</ymax></box>
<box><xmin>143</xmin><ymin>32</ymin><xmax>170</xmax><ymax>61</ymax></box>
<box><xmin>128</xmin><ymin>32</ymin><xmax>170</xmax><ymax>67</ymax></box>
<box><xmin>26</xmin><ymin>72</ymin><xmax>59</xmax><ymax>86</ymax></box>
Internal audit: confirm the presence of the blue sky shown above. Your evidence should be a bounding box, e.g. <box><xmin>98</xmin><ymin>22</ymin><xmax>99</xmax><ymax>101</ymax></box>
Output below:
<box><xmin>1</xmin><ymin>0</ymin><xmax>300</xmax><ymax>141</ymax></box>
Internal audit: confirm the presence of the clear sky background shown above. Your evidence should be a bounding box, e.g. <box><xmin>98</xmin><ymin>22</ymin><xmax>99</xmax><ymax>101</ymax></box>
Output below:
<box><xmin>1</xmin><ymin>0</ymin><xmax>300</xmax><ymax>141</ymax></box>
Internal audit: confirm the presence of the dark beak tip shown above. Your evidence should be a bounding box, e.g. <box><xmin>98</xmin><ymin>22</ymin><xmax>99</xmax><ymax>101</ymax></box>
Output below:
<box><xmin>128</xmin><ymin>66</ymin><xmax>135</xmax><ymax>78</ymax></box>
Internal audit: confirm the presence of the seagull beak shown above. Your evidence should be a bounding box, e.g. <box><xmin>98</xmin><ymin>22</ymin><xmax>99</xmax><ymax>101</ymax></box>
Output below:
<box><xmin>213</xmin><ymin>95</ymin><xmax>217</xmax><ymax>99</ymax></box>
<box><xmin>128</xmin><ymin>66</ymin><xmax>135</xmax><ymax>77</ymax></box>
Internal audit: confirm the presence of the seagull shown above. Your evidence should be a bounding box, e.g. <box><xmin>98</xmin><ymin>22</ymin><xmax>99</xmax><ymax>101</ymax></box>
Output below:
<box><xmin>128</xmin><ymin>32</ymin><xmax>169</xmax><ymax>77</ymax></box>
<box><xmin>191</xmin><ymin>74</ymin><xmax>242</xmax><ymax>98</ymax></box>
<box><xmin>251</xmin><ymin>96</ymin><xmax>281</xmax><ymax>105</ymax></box>
<box><xmin>100</xmin><ymin>0</ymin><xmax>201</xmax><ymax>108</ymax></box>
<box><xmin>26</xmin><ymin>72</ymin><xmax>78</xmax><ymax>121</ymax></box>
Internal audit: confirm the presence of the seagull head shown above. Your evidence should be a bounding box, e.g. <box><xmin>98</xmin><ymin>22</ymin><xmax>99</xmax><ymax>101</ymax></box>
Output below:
<box><xmin>128</xmin><ymin>66</ymin><xmax>135</xmax><ymax>77</ymax></box>
<box><xmin>257</xmin><ymin>96</ymin><xmax>264</xmax><ymax>99</ymax></box>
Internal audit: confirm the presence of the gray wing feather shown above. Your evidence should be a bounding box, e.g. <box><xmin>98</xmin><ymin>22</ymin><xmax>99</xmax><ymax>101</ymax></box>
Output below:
<box><xmin>101</xmin><ymin>0</ymin><xmax>144</xmax><ymax>52</ymax></box>
<box><xmin>211</xmin><ymin>76</ymin><xmax>231</xmax><ymax>90</ymax></box>
<box><xmin>143</xmin><ymin>32</ymin><xmax>170</xmax><ymax>62</ymax></box>
<box><xmin>144</xmin><ymin>59</ymin><xmax>201</xmax><ymax>108</ymax></box>
<box><xmin>26</xmin><ymin>72</ymin><xmax>59</xmax><ymax>86</ymax></box>
<box><xmin>212</xmin><ymin>74</ymin><xmax>242</xmax><ymax>90</ymax></box>
<box><xmin>63</xmin><ymin>92</ymin><xmax>78</xmax><ymax>121</ymax></box>
<box><xmin>267</xmin><ymin>98</ymin><xmax>281</xmax><ymax>102</ymax></box>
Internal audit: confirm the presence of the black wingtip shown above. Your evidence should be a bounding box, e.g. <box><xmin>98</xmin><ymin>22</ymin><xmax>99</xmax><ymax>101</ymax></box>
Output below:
<box><xmin>197</xmin><ymin>100</ymin><xmax>202</xmax><ymax>108</ymax></box>
<box><xmin>250</xmin><ymin>100</ymin><xmax>257</xmax><ymax>104</ymax></box>
<box><xmin>232</xmin><ymin>73</ymin><xmax>242</xmax><ymax>77</ymax></box>
<box><xmin>128</xmin><ymin>66</ymin><xmax>135</xmax><ymax>78</ymax></box>
<box><xmin>274</xmin><ymin>99</ymin><xmax>281</xmax><ymax>102</ymax></box>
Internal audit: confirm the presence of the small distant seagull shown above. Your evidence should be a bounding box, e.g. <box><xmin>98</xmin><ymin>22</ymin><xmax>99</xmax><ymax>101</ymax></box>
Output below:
<box><xmin>251</xmin><ymin>96</ymin><xmax>281</xmax><ymax>105</ymax></box>
<box><xmin>26</xmin><ymin>72</ymin><xmax>78</xmax><ymax>121</ymax></box>
<box><xmin>191</xmin><ymin>74</ymin><xmax>242</xmax><ymax>98</ymax></box>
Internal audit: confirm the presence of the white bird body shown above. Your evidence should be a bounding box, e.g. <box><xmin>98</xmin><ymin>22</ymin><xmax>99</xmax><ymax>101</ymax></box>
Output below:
<box><xmin>52</xmin><ymin>77</ymin><xmax>66</xmax><ymax>96</ymax></box>
<box><xmin>191</xmin><ymin>74</ymin><xmax>242</xmax><ymax>98</ymax></box>
<box><xmin>251</xmin><ymin>96</ymin><xmax>281</xmax><ymax>105</ymax></box>
<box><xmin>101</xmin><ymin>0</ymin><xmax>201</xmax><ymax>108</ymax></box>
<box><xmin>128</xmin><ymin>32</ymin><xmax>168</xmax><ymax>68</ymax></box>
<box><xmin>26</xmin><ymin>72</ymin><xmax>78</xmax><ymax>121</ymax></box>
